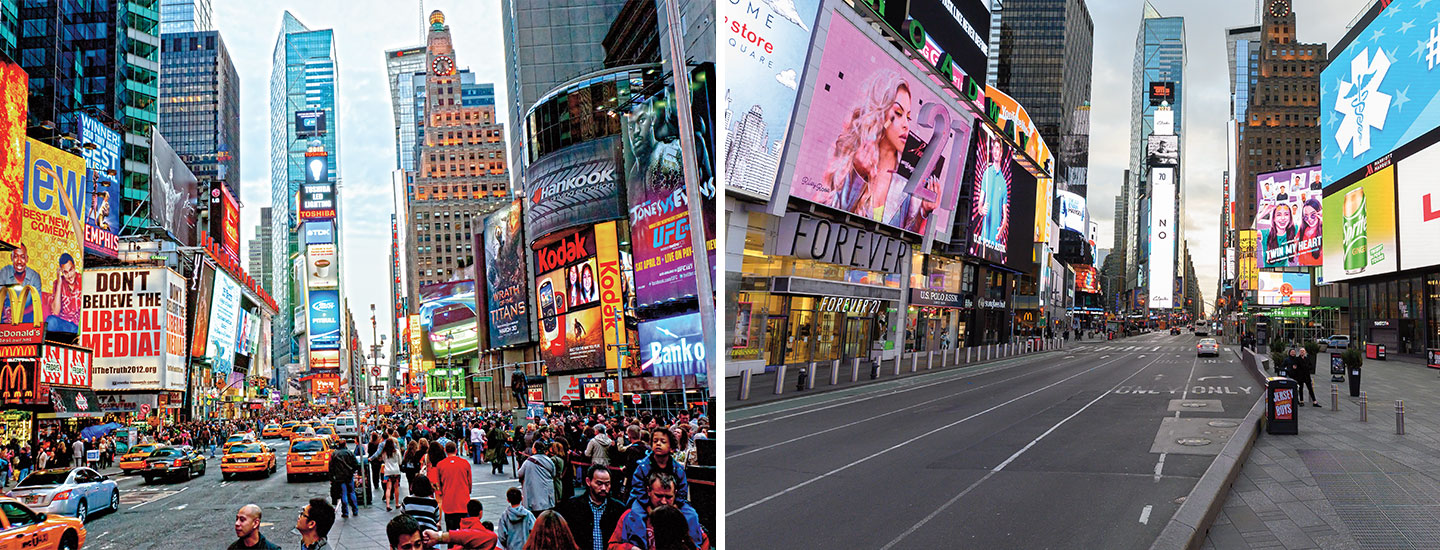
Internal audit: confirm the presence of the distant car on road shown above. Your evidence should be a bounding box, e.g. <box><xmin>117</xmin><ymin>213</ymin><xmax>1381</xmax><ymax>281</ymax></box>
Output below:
<box><xmin>142</xmin><ymin>446</ymin><xmax>206</xmax><ymax>484</ymax></box>
<box><xmin>1327</xmin><ymin>335</ymin><xmax>1352</xmax><ymax>348</ymax></box>
<box><xmin>1196</xmin><ymin>338</ymin><xmax>1220</xmax><ymax>357</ymax></box>
<box><xmin>6</xmin><ymin>467</ymin><xmax>118</xmax><ymax>524</ymax></box>
<box><xmin>1195</xmin><ymin>326</ymin><xmax>1209</xmax><ymax>337</ymax></box>
<box><xmin>1170</xmin><ymin>327</ymin><xmax>1181</xmax><ymax>335</ymax></box>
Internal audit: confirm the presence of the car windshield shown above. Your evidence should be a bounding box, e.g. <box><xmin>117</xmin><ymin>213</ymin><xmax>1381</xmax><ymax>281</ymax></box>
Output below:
<box><xmin>130</xmin><ymin>445</ymin><xmax>156</xmax><ymax>454</ymax></box>
<box><xmin>150</xmin><ymin>448</ymin><xmax>181</xmax><ymax>458</ymax></box>
<box><xmin>336</xmin><ymin>418</ymin><xmax>354</xmax><ymax>426</ymax></box>
<box><xmin>316</xmin><ymin>427</ymin><xmax>333</xmax><ymax>434</ymax></box>
<box><xmin>17</xmin><ymin>471</ymin><xmax>69</xmax><ymax>487</ymax></box>
<box><xmin>231</xmin><ymin>444</ymin><xmax>264</xmax><ymax>454</ymax></box>
<box><xmin>227</xmin><ymin>436</ymin><xmax>247</xmax><ymax>443</ymax></box>
<box><xmin>292</xmin><ymin>441</ymin><xmax>324</xmax><ymax>453</ymax></box>
<box><xmin>1201</xmin><ymin>339</ymin><xmax>1217</xmax><ymax>344</ymax></box>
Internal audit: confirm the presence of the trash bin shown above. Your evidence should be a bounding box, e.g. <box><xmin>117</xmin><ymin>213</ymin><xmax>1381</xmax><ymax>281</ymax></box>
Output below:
<box><xmin>1266</xmin><ymin>376</ymin><xmax>1299</xmax><ymax>435</ymax></box>
<box><xmin>1349</xmin><ymin>364</ymin><xmax>1362</xmax><ymax>397</ymax></box>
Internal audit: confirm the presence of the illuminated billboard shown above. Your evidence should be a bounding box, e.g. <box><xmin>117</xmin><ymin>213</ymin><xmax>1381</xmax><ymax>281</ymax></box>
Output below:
<box><xmin>638</xmin><ymin>312</ymin><xmax>705</xmax><ymax>378</ymax></box>
<box><xmin>305</xmin><ymin>244</ymin><xmax>338</xmax><ymax>289</ymax></box>
<box><xmin>149</xmin><ymin>132</ymin><xmax>198</xmax><ymax>246</ymax></box>
<box><xmin>0</xmin><ymin>55</ymin><xmax>24</xmax><ymax>249</ymax></box>
<box><xmin>1257</xmin><ymin>272</ymin><xmax>1312</xmax><ymax>306</ymax></box>
<box><xmin>306</xmin><ymin>289</ymin><xmax>341</xmax><ymax>351</ymax></box>
<box><xmin>209</xmin><ymin>183</ymin><xmax>241</xmax><ymax>265</ymax></box>
<box><xmin>1255</xmin><ymin>165</ymin><xmax>1322</xmax><ymax>267</ymax></box>
<box><xmin>83</xmin><ymin>268</ymin><xmax>188</xmax><ymax>391</ymax></box>
<box><xmin>1075</xmin><ymin>266</ymin><xmax>1100</xmax><ymax>294</ymax></box>
<box><xmin>78</xmin><ymin>114</ymin><xmax>122</xmax><ymax>258</ymax></box>
<box><xmin>1397</xmin><ymin>142</ymin><xmax>1440</xmax><ymax>270</ymax></box>
<box><xmin>299</xmin><ymin>152</ymin><xmax>335</xmax><ymax>220</ymax></box>
<box><xmin>780</xmin><ymin>13</ymin><xmax>973</xmax><ymax>240</ymax></box>
<box><xmin>295</xmin><ymin>110</ymin><xmax>327</xmax><ymax>138</ymax></box>
<box><xmin>205</xmin><ymin>270</ymin><xmax>242</xmax><ymax>375</ymax></box>
<box><xmin>535</xmin><ymin>228</ymin><xmax>605</xmax><ymax>374</ymax></box>
<box><xmin>481</xmin><ymin>200</ymin><xmax>532</xmax><ymax>348</ymax></box>
<box><xmin>1238</xmin><ymin>230</ymin><xmax>1258</xmax><ymax>291</ymax></box>
<box><xmin>1322</xmin><ymin>0</ymin><xmax>1440</xmax><ymax>182</ymax></box>
<box><xmin>969</xmin><ymin>128</ymin><xmax>1013</xmax><ymax>263</ymax></box>
<box><xmin>418</xmin><ymin>281</ymin><xmax>478</xmax><ymax>359</ymax></box>
<box><xmin>1057</xmin><ymin>190</ymin><xmax>1086</xmax><ymax>233</ymax></box>
<box><xmin>2</xmin><ymin>139</ymin><xmax>86</xmax><ymax>344</ymax></box>
<box><xmin>1322</xmin><ymin>166</ymin><xmax>1397</xmax><ymax>283</ymax></box>
<box><xmin>721</xmin><ymin>0</ymin><xmax>822</xmax><ymax>200</ymax></box>
<box><xmin>1148</xmin><ymin>167</ymin><xmax>1176</xmax><ymax>309</ymax></box>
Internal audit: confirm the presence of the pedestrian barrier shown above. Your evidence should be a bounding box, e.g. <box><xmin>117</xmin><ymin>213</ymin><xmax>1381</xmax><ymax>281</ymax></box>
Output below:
<box><xmin>851</xmin><ymin>358</ymin><xmax>860</xmax><ymax>382</ymax></box>
<box><xmin>830</xmin><ymin>359</ymin><xmax>840</xmax><ymax>386</ymax></box>
<box><xmin>1331</xmin><ymin>384</ymin><xmax>1338</xmax><ymax>411</ymax></box>
<box><xmin>894</xmin><ymin>357</ymin><xmax>901</xmax><ymax>376</ymax></box>
<box><xmin>774</xmin><ymin>365</ymin><xmax>787</xmax><ymax>396</ymax></box>
<box><xmin>910</xmin><ymin>353</ymin><xmax>918</xmax><ymax>373</ymax></box>
<box><xmin>738</xmin><ymin>369</ymin><xmax>752</xmax><ymax>401</ymax></box>
<box><xmin>1396</xmin><ymin>399</ymin><xmax>1405</xmax><ymax>435</ymax></box>
<box><xmin>1360</xmin><ymin>391</ymin><xmax>1368</xmax><ymax>422</ymax></box>
<box><xmin>806</xmin><ymin>362</ymin><xmax>817</xmax><ymax>390</ymax></box>
<box><xmin>927</xmin><ymin>350</ymin><xmax>934</xmax><ymax>370</ymax></box>
<box><xmin>966</xmin><ymin>347</ymin><xmax>972</xmax><ymax>363</ymax></box>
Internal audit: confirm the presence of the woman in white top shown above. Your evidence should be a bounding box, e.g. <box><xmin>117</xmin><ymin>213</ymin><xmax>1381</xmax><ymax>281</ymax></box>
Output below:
<box><xmin>369</xmin><ymin>437</ymin><xmax>403</xmax><ymax>511</ymax></box>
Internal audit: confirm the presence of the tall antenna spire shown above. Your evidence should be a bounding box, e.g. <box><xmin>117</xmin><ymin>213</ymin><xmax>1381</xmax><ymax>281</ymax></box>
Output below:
<box><xmin>419</xmin><ymin>0</ymin><xmax>425</xmax><ymax>42</ymax></box>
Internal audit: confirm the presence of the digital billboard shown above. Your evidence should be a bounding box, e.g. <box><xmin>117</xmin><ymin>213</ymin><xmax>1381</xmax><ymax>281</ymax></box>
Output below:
<box><xmin>1255</xmin><ymin>165</ymin><xmax>1322</xmax><ymax>267</ymax></box>
<box><xmin>523</xmin><ymin>135</ymin><xmax>624</xmax><ymax>241</ymax></box>
<box><xmin>984</xmin><ymin>86</ymin><xmax>1052</xmax><ymax>174</ymax></box>
<box><xmin>210</xmin><ymin>183</ymin><xmax>241</xmax><ymax>265</ymax></box>
<box><xmin>535</xmin><ymin>228</ymin><xmax>606</xmax><ymax>374</ymax></box>
<box><xmin>781</xmin><ymin>13</ymin><xmax>973</xmax><ymax>240</ymax></box>
<box><xmin>906</xmin><ymin>1</ymin><xmax>991</xmax><ymax>84</ymax></box>
<box><xmin>305</xmin><ymin>243</ymin><xmax>338</xmax><ymax>289</ymax></box>
<box><xmin>1145</xmin><ymin>135</ymin><xmax>1178</xmax><ymax>167</ymax></box>
<box><xmin>1057</xmin><ymin>190</ymin><xmax>1086</xmax><ymax>233</ymax></box>
<box><xmin>481</xmin><ymin>200</ymin><xmax>532</xmax><ymax>348</ymax></box>
<box><xmin>188</xmin><ymin>263</ymin><xmax>215</xmax><ymax>357</ymax></box>
<box><xmin>205</xmin><ymin>270</ymin><xmax>242</xmax><ymax>376</ymax></box>
<box><xmin>1322</xmin><ymin>166</ymin><xmax>1397</xmax><ymax>283</ymax></box>
<box><xmin>418</xmin><ymin>281</ymin><xmax>478</xmax><ymax>359</ymax></box>
<box><xmin>303</xmin><ymin>221</ymin><xmax>334</xmax><ymax>245</ymax></box>
<box><xmin>1257</xmin><ymin>272</ymin><xmax>1312</xmax><ymax>306</ymax></box>
<box><xmin>721</xmin><ymin>0</ymin><xmax>821</xmax><ymax>200</ymax></box>
<box><xmin>78</xmin><ymin>114</ymin><xmax>121</xmax><ymax>258</ymax></box>
<box><xmin>149</xmin><ymin>132</ymin><xmax>198</xmax><ymax>246</ymax></box>
<box><xmin>295</xmin><ymin>110</ymin><xmax>327</xmax><ymax>138</ymax></box>
<box><xmin>1148</xmin><ymin>81</ymin><xmax>1175</xmax><ymax>106</ymax></box>
<box><xmin>307</xmin><ymin>289</ymin><xmax>341</xmax><ymax>351</ymax></box>
<box><xmin>1034</xmin><ymin>177</ymin><xmax>1054</xmax><ymax>243</ymax></box>
<box><xmin>624</xmin><ymin>86</ymin><xmax>704</xmax><ymax>308</ymax></box>
<box><xmin>0</xmin><ymin>55</ymin><xmax>24</xmax><ymax>249</ymax></box>
<box><xmin>638</xmin><ymin>312</ymin><xmax>705</xmax><ymax>378</ymax></box>
<box><xmin>1075</xmin><ymin>265</ymin><xmax>1100</xmax><ymax>294</ymax></box>
<box><xmin>969</xmin><ymin>127</ymin><xmax>1013</xmax><ymax>264</ymax></box>
<box><xmin>595</xmin><ymin>221</ymin><xmax>633</xmax><ymax>374</ymax></box>
<box><xmin>1148</xmin><ymin>167</ymin><xmax>1176</xmax><ymax>309</ymax></box>
<box><xmin>2</xmin><ymin>138</ymin><xmax>86</xmax><ymax>344</ymax></box>
<box><xmin>1397</xmin><ymin>142</ymin><xmax>1440</xmax><ymax>270</ymax></box>
<box><xmin>299</xmin><ymin>153</ymin><xmax>335</xmax><ymax>220</ymax></box>
<box><xmin>83</xmin><ymin>267</ymin><xmax>187</xmax><ymax>391</ymax></box>
<box><xmin>1322</xmin><ymin>0</ymin><xmax>1440</xmax><ymax>182</ymax></box>
<box><xmin>1238</xmin><ymin>230</ymin><xmax>1258</xmax><ymax>291</ymax></box>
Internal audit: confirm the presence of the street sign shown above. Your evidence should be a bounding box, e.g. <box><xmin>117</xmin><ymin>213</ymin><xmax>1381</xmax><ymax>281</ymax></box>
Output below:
<box><xmin>560</xmin><ymin>396</ymin><xmax>571</xmax><ymax>406</ymax></box>
<box><xmin>139</xmin><ymin>404</ymin><xmax>151</xmax><ymax>416</ymax></box>
<box><xmin>372</xmin><ymin>367</ymin><xmax>380</xmax><ymax>377</ymax></box>
<box><xmin>631</xmin><ymin>394</ymin><xmax>641</xmax><ymax>405</ymax></box>
<box><xmin>369</xmin><ymin>385</ymin><xmax>384</xmax><ymax>391</ymax></box>
<box><xmin>475</xmin><ymin>376</ymin><xmax>493</xmax><ymax>382</ymax></box>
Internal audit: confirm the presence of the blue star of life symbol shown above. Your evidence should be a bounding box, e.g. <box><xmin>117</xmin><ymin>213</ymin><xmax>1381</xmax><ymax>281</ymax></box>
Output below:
<box><xmin>1333</xmin><ymin>47</ymin><xmax>1392</xmax><ymax>158</ymax></box>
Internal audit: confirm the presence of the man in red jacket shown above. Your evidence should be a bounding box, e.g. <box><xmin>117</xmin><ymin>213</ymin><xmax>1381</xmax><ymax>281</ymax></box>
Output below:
<box><xmin>433</xmin><ymin>441</ymin><xmax>473</xmax><ymax>530</ymax></box>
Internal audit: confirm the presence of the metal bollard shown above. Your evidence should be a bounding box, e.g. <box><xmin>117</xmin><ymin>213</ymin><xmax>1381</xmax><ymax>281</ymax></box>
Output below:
<box><xmin>911</xmin><ymin>352</ymin><xmax>918</xmax><ymax>373</ymax></box>
<box><xmin>739</xmin><ymin>369</ymin><xmax>752</xmax><ymax>400</ymax></box>
<box><xmin>894</xmin><ymin>356</ymin><xmax>901</xmax><ymax>376</ymax></box>
<box><xmin>831</xmin><ymin>359</ymin><xmax>840</xmax><ymax>385</ymax></box>
<box><xmin>967</xmin><ymin>347</ymin><xmax>972</xmax><ymax>363</ymax></box>
<box><xmin>774</xmin><ymin>365</ymin><xmax>787</xmax><ymax>395</ymax></box>
<box><xmin>1360</xmin><ymin>391</ymin><xmax>1368</xmax><ymax>422</ymax></box>
<box><xmin>1396</xmin><ymin>400</ymin><xmax>1405</xmax><ymax>435</ymax></box>
<box><xmin>807</xmin><ymin>362</ymin><xmax>818</xmax><ymax>390</ymax></box>
<box><xmin>927</xmin><ymin>350</ymin><xmax>934</xmax><ymax>369</ymax></box>
<box><xmin>851</xmin><ymin>357</ymin><xmax>860</xmax><ymax>382</ymax></box>
<box><xmin>1331</xmin><ymin>384</ymin><xmax>1338</xmax><ymax>411</ymax></box>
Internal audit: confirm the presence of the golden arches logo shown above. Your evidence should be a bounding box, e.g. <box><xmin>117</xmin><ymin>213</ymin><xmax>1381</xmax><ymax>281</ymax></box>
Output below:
<box><xmin>4</xmin><ymin>285</ymin><xmax>41</xmax><ymax>325</ymax></box>
<box><xmin>0</xmin><ymin>361</ymin><xmax>30</xmax><ymax>402</ymax></box>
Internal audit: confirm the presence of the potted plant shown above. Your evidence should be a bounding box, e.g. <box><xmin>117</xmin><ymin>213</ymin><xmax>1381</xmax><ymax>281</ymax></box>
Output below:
<box><xmin>1342</xmin><ymin>346</ymin><xmax>1363</xmax><ymax>369</ymax></box>
<box><xmin>1269</xmin><ymin>338</ymin><xmax>1288</xmax><ymax>374</ymax></box>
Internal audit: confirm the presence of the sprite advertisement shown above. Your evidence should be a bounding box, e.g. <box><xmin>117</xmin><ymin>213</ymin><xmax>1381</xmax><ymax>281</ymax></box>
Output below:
<box><xmin>1322</xmin><ymin>166</ymin><xmax>1396</xmax><ymax>283</ymax></box>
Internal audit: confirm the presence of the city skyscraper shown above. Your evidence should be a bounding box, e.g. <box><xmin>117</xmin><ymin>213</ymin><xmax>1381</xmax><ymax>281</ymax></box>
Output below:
<box><xmin>16</xmin><ymin>0</ymin><xmax>160</xmax><ymax>234</ymax></box>
<box><xmin>500</xmin><ymin>0</ymin><xmax>626</xmax><ymax>186</ymax></box>
<box><xmin>270</xmin><ymin>11</ymin><xmax>340</xmax><ymax>376</ymax></box>
<box><xmin>160</xmin><ymin>0</ymin><xmax>213</xmax><ymax>34</ymax></box>
<box><xmin>405</xmin><ymin>10</ymin><xmax>510</xmax><ymax>292</ymax></box>
<box><xmin>1231</xmin><ymin>1</ymin><xmax>1325</xmax><ymax>230</ymax></box>
<box><xmin>249</xmin><ymin>207</ymin><xmax>274</xmax><ymax>296</ymax></box>
<box><xmin>995</xmin><ymin>0</ymin><xmax>1094</xmax><ymax>193</ymax></box>
<box><xmin>385</xmin><ymin>46</ymin><xmax>426</xmax><ymax>173</ymax></box>
<box><xmin>158</xmin><ymin>30</ymin><xmax>241</xmax><ymax>191</ymax></box>
<box><xmin>1125</xmin><ymin>2</ymin><xmax>1185</xmax><ymax>294</ymax></box>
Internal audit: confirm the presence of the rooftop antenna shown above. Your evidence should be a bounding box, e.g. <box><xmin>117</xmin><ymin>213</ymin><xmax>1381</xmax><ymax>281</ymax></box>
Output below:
<box><xmin>419</xmin><ymin>0</ymin><xmax>425</xmax><ymax>42</ymax></box>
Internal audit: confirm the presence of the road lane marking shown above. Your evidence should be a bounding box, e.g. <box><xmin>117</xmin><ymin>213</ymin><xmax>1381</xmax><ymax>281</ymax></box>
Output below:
<box><xmin>727</xmin><ymin>355</ymin><xmax>1130</xmax><ymax>517</ymax></box>
<box><xmin>1178</xmin><ymin>353</ymin><xmax>1200</xmax><ymax>417</ymax></box>
<box><xmin>1197</xmin><ymin>375</ymin><xmax>1233</xmax><ymax>381</ymax></box>
<box><xmin>1153</xmin><ymin>346</ymin><xmax>1161</xmax><ymax>351</ymax></box>
<box><xmin>1140</xmin><ymin>504</ymin><xmax>1153</xmax><ymax>524</ymax></box>
<box><xmin>1154</xmin><ymin>453</ymin><xmax>1166</xmax><ymax>482</ymax></box>
<box><xmin>880</xmin><ymin>356</ymin><xmax>1163</xmax><ymax>548</ymax></box>
<box><xmin>129</xmin><ymin>486</ymin><xmax>187</xmax><ymax>510</ymax></box>
<box><xmin>172</xmin><ymin>503</ymin><xmax>187</xmax><ymax>510</ymax></box>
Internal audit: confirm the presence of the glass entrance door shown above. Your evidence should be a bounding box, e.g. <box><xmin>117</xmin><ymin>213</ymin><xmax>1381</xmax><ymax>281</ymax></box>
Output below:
<box><xmin>764</xmin><ymin>317</ymin><xmax>787</xmax><ymax>367</ymax></box>
<box><xmin>843</xmin><ymin>318</ymin><xmax>872</xmax><ymax>362</ymax></box>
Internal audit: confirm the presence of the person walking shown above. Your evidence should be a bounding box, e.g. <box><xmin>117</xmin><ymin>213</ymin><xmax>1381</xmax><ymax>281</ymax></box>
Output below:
<box><xmin>497</xmin><ymin>487</ymin><xmax>535</xmax><ymax>550</ymax></box>
<box><xmin>328</xmin><ymin>439</ymin><xmax>361</xmax><ymax>518</ymax></box>
<box><xmin>434</xmin><ymin>441</ymin><xmax>473</xmax><ymax>530</ymax></box>
<box><xmin>296</xmin><ymin>498</ymin><xmax>335</xmax><ymax>550</ymax></box>
<box><xmin>518</xmin><ymin>441</ymin><xmax>556</xmax><ymax>514</ymax></box>
<box><xmin>1295</xmin><ymin>347</ymin><xmax>1320</xmax><ymax>407</ymax></box>
<box><xmin>370</xmin><ymin>437</ymin><xmax>402</xmax><ymax>511</ymax></box>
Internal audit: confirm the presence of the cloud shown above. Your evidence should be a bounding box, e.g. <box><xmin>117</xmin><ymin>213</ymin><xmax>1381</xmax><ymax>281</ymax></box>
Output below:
<box><xmin>765</xmin><ymin>0</ymin><xmax>812</xmax><ymax>32</ymax></box>
<box><xmin>776</xmin><ymin>68</ymin><xmax>799</xmax><ymax>90</ymax></box>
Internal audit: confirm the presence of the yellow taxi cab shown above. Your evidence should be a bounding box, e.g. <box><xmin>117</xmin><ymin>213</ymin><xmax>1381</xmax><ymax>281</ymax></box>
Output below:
<box><xmin>286</xmin><ymin>438</ymin><xmax>331</xmax><ymax>482</ymax></box>
<box><xmin>288</xmin><ymin>424</ymin><xmax>315</xmax><ymax>441</ymax></box>
<box><xmin>221</xmin><ymin>442</ymin><xmax>277</xmax><ymax>480</ymax></box>
<box><xmin>279</xmin><ymin>421</ymin><xmax>299</xmax><ymax>439</ymax></box>
<box><xmin>222</xmin><ymin>433</ymin><xmax>258</xmax><ymax>454</ymax></box>
<box><xmin>312</xmin><ymin>425</ymin><xmax>337</xmax><ymax>442</ymax></box>
<box><xmin>118</xmin><ymin>443</ymin><xmax>159</xmax><ymax>473</ymax></box>
<box><xmin>261</xmin><ymin>424</ymin><xmax>282</xmax><ymax>439</ymax></box>
<box><xmin>0</xmin><ymin>496</ymin><xmax>86</xmax><ymax>549</ymax></box>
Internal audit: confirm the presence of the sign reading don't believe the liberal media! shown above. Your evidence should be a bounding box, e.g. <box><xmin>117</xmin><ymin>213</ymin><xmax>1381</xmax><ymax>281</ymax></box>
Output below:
<box><xmin>771</xmin><ymin>212</ymin><xmax>911</xmax><ymax>275</ymax></box>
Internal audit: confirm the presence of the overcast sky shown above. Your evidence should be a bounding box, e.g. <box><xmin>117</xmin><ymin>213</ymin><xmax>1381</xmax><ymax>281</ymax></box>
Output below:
<box><xmin>1085</xmin><ymin>0</ymin><xmax>1360</xmax><ymax>314</ymax></box>
<box><xmin>218</xmin><ymin>1</ymin><xmax>508</xmax><ymax>350</ymax></box>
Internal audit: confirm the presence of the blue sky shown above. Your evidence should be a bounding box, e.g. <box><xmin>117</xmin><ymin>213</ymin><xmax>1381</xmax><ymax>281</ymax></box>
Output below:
<box><xmin>215</xmin><ymin>0</ymin><xmax>508</xmax><ymax>348</ymax></box>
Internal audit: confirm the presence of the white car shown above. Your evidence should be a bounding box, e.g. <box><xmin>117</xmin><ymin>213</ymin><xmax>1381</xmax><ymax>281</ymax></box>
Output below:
<box><xmin>1196</xmin><ymin>338</ymin><xmax>1219</xmax><ymax>357</ymax></box>
<box><xmin>1327</xmin><ymin>335</ymin><xmax>1351</xmax><ymax>349</ymax></box>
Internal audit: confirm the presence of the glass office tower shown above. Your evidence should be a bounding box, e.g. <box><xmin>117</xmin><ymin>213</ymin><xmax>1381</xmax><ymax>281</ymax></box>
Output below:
<box><xmin>1125</xmin><ymin>2</ymin><xmax>1186</xmax><ymax>291</ymax></box>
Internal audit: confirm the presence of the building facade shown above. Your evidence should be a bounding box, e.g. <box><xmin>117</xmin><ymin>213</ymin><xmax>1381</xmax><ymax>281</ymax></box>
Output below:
<box><xmin>158</xmin><ymin>30</ymin><xmax>241</xmax><ymax>191</ymax></box>
<box><xmin>385</xmin><ymin>46</ymin><xmax>426</xmax><ymax>173</ymax></box>
<box><xmin>160</xmin><ymin>0</ymin><xmax>212</xmax><ymax>34</ymax></box>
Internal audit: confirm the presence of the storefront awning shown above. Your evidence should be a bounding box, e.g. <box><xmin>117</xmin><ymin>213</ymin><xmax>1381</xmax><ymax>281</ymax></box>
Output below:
<box><xmin>38</xmin><ymin>388</ymin><xmax>105</xmax><ymax>419</ymax></box>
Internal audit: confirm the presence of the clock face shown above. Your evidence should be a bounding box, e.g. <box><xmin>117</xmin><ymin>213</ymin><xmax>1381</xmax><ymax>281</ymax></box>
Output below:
<box><xmin>1269</xmin><ymin>0</ymin><xmax>1289</xmax><ymax>17</ymax></box>
<box><xmin>432</xmin><ymin>55</ymin><xmax>454</xmax><ymax>76</ymax></box>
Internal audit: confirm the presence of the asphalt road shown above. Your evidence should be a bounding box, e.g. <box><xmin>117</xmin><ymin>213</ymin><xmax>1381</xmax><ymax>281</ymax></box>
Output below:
<box><xmin>727</xmin><ymin>331</ymin><xmax>1259</xmax><ymax>549</ymax></box>
<box><xmin>56</xmin><ymin>440</ymin><xmax>522</xmax><ymax>550</ymax></box>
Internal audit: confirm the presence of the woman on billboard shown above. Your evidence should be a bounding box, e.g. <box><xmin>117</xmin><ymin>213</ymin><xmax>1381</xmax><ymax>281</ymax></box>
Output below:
<box><xmin>1262</xmin><ymin>202</ymin><xmax>1298</xmax><ymax>266</ymax></box>
<box><xmin>1299</xmin><ymin>198</ymin><xmax>1323</xmax><ymax>262</ymax></box>
<box><xmin>817</xmin><ymin>72</ymin><xmax>914</xmax><ymax>224</ymax></box>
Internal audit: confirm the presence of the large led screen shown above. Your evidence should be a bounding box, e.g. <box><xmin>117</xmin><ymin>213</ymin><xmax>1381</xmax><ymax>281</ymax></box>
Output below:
<box><xmin>1148</xmin><ymin>167</ymin><xmax>1176</xmax><ymax>309</ymax></box>
<box><xmin>969</xmin><ymin>127</ymin><xmax>1012</xmax><ymax>264</ymax></box>
<box><xmin>78</xmin><ymin>114</ymin><xmax>121</xmax><ymax>258</ymax></box>
<box><xmin>638</xmin><ymin>312</ymin><xmax>706</xmax><ymax>378</ymax></box>
<box><xmin>1057</xmin><ymin>190</ymin><xmax>1086</xmax><ymax>233</ymax></box>
<box><xmin>1322</xmin><ymin>0</ymin><xmax>1440</xmax><ymax>182</ymax></box>
<box><xmin>306</xmin><ymin>289</ymin><xmax>341</xmax><ymax>351</ymax></box>
<box><xmin>205</xmin><ymin>270</ymin><xmax>242</xmax><ymax>375</ymax></box>
<box><xmin>721</xmin><ymin>0</ymin><xmax>821</xmax><ymax>200</ymax></box>
<box><xmin>523</xmin><ymin>136</ymin><xmax>624</xmax><ymax>242</ymax></box>
<box><xmin>1257</xmin><ymin>272</ymin><xmax>1312</xmax><ymax>306</ymax></box>
<box><xmin>83</xmin><ymin>267</ymin><xmax>187</xmax><ymax>391</ymax></box>
<box><xmin>783</xmin><ymin>13</ymin><xmax>973</xmax><ymax>240</ymax></box>
<box><xmin>418</xmin><ymin>281</ymin><xmax>478</xmax><ymax>358</ymax></box>
<box><xmin>2</xmin><ymin>139</ymin><xmax>86</xmax><ymax>344</ymax></box>
<box><xmin>481</xmin><ymin>200</ymin><xmax>533</xmax><ymax>348</ymax></box>
<box><xmin>0</xmin><ymin>55</ymin><xmax>24</xmax><ymax>248</ymax></box>
<box><xmin>1322</xmin><ymin>166</ymin><xmax>1397</xmax><ymax>283</ymax></box>
<box><xmin>535</xmin><ymin>228</ymin><xmax>605</xmax><ymax>374</ymax></box>
<box><xmin>1255</xmin><ymin>165</ymin><xmax>1322</xmax><ymax>267</ymax></box>
<box><xmin>148</xmin><ymin>132</ymin><xmax>197</xmax><ymax>246</ymax></box>
<box><xmin>1397</xmin><ymin>142</ymin><xmax>1440</xmax><ymax>270</ymax></box>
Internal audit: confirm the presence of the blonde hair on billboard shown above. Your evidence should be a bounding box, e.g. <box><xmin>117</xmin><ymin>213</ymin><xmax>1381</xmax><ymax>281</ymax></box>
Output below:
<box><xmin>822</xmin><ymin>71</ymin><xmax>910</xmax><ymax>211</ymax></box>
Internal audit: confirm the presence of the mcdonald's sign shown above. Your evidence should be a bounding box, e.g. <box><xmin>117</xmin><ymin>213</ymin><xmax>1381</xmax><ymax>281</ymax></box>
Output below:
<box><xmin>0</xmin><ymin>359</ymin><xmax>36</xmax><ymax>404</ymax></box>
<box><xmin>0</xmin><ymin>285</ymin><xmax>44</xmax><ymax>345</ymax></box>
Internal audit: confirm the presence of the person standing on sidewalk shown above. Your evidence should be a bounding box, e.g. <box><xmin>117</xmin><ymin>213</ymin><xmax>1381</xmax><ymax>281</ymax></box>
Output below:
<box><xmin>229</xmin><ymin>504</ymin><xmax>281</xmax><ymax>550</ymax></box>
<box><xmin>434</xmin><ymin>441</ymin><xmax>473</xmax><ymax>530</ymax></box>
<box><xmin>1296</xmin><ymin>348</ymin><xmax>1320</xmax><ymax>407</ymax></box>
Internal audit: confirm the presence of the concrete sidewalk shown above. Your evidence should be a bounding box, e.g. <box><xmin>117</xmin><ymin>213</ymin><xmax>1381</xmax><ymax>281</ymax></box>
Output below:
<box><xmin>725</xmin><ymin>338</ymin><xmax>1073</xmax><ymax>409</ymax></box>
<box><xmin>1202</xmin><ymin>352</ymin><xmax>1440</xmax><ymax>549</ymax></box>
